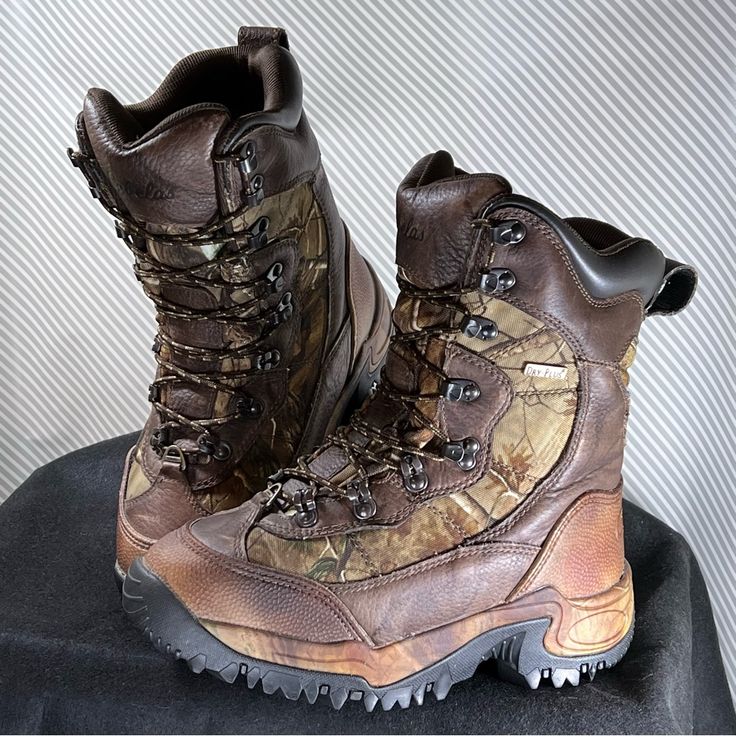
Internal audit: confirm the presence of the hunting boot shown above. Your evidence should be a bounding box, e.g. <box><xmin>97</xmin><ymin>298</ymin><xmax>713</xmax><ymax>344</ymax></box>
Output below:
<box><xmin>122</xmin><ymin>152</ymin><xmax>697</xmax><ymax>709</ymax></box>
<box><xmin>69</xmin><ymin>27</ymin><xmax>391</xmax><ymax>583</ymax></box>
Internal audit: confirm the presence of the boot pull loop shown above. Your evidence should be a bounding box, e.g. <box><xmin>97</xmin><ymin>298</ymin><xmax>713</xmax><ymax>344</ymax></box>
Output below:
<box><xmin>645</xmin><ymin>259</ymin><xmax>698</xmax><ymax>317</ymax></box>
<box><xmin>237</xmin><ymin>27</ymin><xmax>289</xmax><ymax>50</ymax></box>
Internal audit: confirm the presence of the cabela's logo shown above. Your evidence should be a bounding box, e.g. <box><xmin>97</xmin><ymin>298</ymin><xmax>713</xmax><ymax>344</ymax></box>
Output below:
<box><xmin>398</xmin><ymin>218</ymin><xmax>424</xmax><ymax>241</ymax></box>
<box><xmin>123</xmin><ymin>178</ymin><xmax>176</xmax><ymax>201</ymax></box>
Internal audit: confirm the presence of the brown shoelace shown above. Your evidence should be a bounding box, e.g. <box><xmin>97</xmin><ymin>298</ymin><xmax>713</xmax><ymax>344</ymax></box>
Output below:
<box><xmin>68</xmin><ymin>149</ymin><xmax>289</xmax><ymax>463</ymax></box>
<box><xmin>265</xmin><ymin>276</ymin><xmax>483</xmax><ymax>524</ymax></box>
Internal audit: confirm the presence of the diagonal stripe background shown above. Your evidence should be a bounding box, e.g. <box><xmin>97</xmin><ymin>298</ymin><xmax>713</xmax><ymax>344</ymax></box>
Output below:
<box><xmin>1</xmin><ymin>0</ymin><xmax>734</xmax><ymax>697</ymax></box>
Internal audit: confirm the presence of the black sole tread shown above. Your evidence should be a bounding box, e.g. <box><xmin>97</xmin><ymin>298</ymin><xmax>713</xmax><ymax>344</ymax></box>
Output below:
<box><xmin>122</xmin><ymin>557</ymin><xmax>634</xmax><ymax>712</ymax></box>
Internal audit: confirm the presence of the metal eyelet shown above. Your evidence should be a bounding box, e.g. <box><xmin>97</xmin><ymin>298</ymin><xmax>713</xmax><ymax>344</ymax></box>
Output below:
<box><xmin>294</xmin><ymin>487</ymin><xmax>318</xmax><ymax>528</ymax></box>
<box><xmin>266</xmin><ymin>292</ymin><xmax>293</xmax><ymax>330</ymax></box>
<box><xmin>265</xmin><ymin>261</ymin><xmax>284</xmax><ymax>292</ymax></box>
<box><xmin>198</xmin><ymin>435</ymin><xmax>232</xmax><ymax>462</ymax></box>
<box><xmin>244</xmin><ymin>174</ymin><xmax>265</xmax><ymax>207</ymax></box>
<box><xmin>148</xmin><ymin>384</ymin><xmax>161</xmax><ymax>402</ymax></box>
<box><xmin>236</xmin><ymin>396</ymin><xmax>263</xmax><ymax>419</ymax></box>
<box><xmin>400</xmin><ymin>454</ymin><xmax>428</xmax><ymax>493</ymax></box>
<box><xmin>150</xmin><ymin>426</ymin><xmax>170</xmax><ymax>452</ymax></box>
<box><xmin>213</xmin><ymin>441</ymin><xmax>232</xmax><ymax>461</ymax></box>
<box><xmin>346</xmin><ymin>478</ymin><xmax>377</xmax><ymax>520</ymax></box>
<box><xmin>489</xmin><ymin>219</ymin><xmax>526</xmax><ymax>245</ymax></box>
<box><xmin>441</xmin><ymin>379</ymin><xmax>481</xmax><ymax>402</ymax></box>
<box><xmin>479</xmin><ymin>269</ymin><xmax>516</xmax><ymax>295</ymax></box>
<box><xmin>441</xmin><ymin>437</ymin><xmax>481</xmax><ymax>471</ymax></box>
<box><xmin>263</xmin><ymin>480</ymin><xmax>290</xmax><ymax>511</ymax></box>
<box><xmin>247</xmin><ymin>216</ymin><xmax>270</xmax><ymax>249</ymax></box>
<box><xmin>237</xmin><ymin>140</ymin><xmax>258</xmax><ymax>174</ymax></box>
<box><xmin>255</xmin><ymin>349</ymin><xmax>281</xmax><ymax>371</ymax></box>
<box><xmin>197</xmin><ymin>435</ymin><xmax>217</xmax><ymax>456</ymax></box>
<box><xmin>461</xmin><ymin>315</ymin><xmax>498</xmax><ymax>340</ymax></box>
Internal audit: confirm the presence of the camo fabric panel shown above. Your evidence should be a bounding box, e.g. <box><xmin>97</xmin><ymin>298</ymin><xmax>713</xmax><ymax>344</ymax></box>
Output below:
<box><xmin>620</xmin><ymin>338</ymin><xmax>638</xmax><ymax>387</ymax></box>
<box><xmin>126</xmin><ymin>181</ymin><xmax>329</xmax><ymax>510</ymax></box>
<box><xmin>247</xmin><ymin>299</ymin><xmax>579</xmax><ymax>582</ymax></box>
<box><xmin>456</xmin><ymin>297</ymin><xmax>578</xmax><ymax>519</ymax></box>
<box><xmin>218</xmin><ymin>184</ymin><xmax>330</xmax><ymax>508</ymax></box>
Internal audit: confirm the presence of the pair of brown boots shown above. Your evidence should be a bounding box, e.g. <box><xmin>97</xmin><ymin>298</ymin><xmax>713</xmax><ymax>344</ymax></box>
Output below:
<box><xmin>70</xmin><ymin>27</ymin><xmax>697</xmax><ymax>711</ymax></box>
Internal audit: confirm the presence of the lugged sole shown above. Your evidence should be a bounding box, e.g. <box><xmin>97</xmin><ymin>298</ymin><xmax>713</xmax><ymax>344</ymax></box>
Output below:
<box><xmin>122</xmin><ymin>557</ymin><xmax>634</xmax><ymax>711</ymax></box>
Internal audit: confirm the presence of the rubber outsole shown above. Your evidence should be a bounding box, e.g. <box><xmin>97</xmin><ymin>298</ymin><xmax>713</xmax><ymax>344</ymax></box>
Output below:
<box><xmin>122</xmin><ymin>557</ymin><xmax>634</xmax><ymax>711</ymax></box>
<box><xmin>114</xmin><ymin>559</ymin><xmax>126</xmax><ymax>589</ymax></box>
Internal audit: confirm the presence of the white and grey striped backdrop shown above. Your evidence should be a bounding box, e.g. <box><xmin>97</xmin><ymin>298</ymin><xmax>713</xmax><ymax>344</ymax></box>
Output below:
<box><xmin>1</xmin><ymin>0</ymin><xmax>734</xmax><ymax>696</ymax></box>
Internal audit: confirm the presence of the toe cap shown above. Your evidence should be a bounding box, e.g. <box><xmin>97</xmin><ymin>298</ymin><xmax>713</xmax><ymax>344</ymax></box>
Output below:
<box><xmin>143</xmin><ymin>522</ymin><xmax>365</xmax><ymax>645</ymax></box>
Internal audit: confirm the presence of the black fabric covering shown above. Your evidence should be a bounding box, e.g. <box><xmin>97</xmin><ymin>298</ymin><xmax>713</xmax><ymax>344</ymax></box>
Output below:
<box><xmin>0</xmin><ymin>434</ymin><xmax>734</xmax><ymax>735</ymax></box>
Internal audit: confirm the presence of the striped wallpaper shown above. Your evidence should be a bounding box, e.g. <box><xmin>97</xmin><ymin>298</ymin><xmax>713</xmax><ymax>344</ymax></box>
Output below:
<box><xmin>1</xmin><ymin>0</ymin><xmax>734</xmax><ymax>697</ymax></box>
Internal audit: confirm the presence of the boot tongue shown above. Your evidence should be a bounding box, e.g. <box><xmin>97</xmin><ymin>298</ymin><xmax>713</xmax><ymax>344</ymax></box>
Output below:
<box><xmin>395</xmin><ymin>151</ymin><xmax>512</xmax><ymax>289</ymax></box>
<box><xmin>82</xmin><ymin>88</ymin><xmax>230</xmax><ymax>235</ymax></box>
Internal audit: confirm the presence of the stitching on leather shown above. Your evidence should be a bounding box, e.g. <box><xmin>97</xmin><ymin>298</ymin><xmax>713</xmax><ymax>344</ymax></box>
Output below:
<box><xmin>501</xmin><ymin>295</ymin><xmax>586</xmax><ymax>358</ymax></box>
<box><xmin>612</xmin><ymin>367</ymin><xmax>630</xmax><ymax>445</ymax></box>
<box><xmin>124</xmin><ymin>469</ymin><xmax>205</xmax><ymax>517</ymax></box>
<box><xmin>502</xmin><ymin>208</ymin><xmax>645</xmax><ymax>312</ymax></box>
<box><xmin>616</xmin><ymin>332</ymin><xmax>640</xmax><ymax>363</ymax></box>
<box><xmin>328</xmin><ymin>542</ymin><xmax>539</xmax><ymax>593</ymax></box>
<box><xmin>311</xmin><ymin>165</ymin><xmax>342</xmax><ymax>340</ymax></box>
<box><xmin>178</xmin><ymin>530</ymin><xmax>362</xmax><ymax>639</ymax></box>
<box><xmin>118</xmin><ymin>510</ymin><xmax>154</xmax><ymax>549</ymax></box>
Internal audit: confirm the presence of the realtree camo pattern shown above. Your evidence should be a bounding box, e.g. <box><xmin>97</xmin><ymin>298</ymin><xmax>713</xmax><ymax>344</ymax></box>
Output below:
<box><xmin>620</xmin><ymin>339</ymin><xmax>637</xmax><ymax>387</ymax></box>
<box><xmin>247</xmin><ymin>298</ymin><xmax>581</xmax><ymax>582</ymax></box>
<box><xmin>126</xmin><ymin>181</ymin><xmax>329</xmax><ymax>511</ymax></box>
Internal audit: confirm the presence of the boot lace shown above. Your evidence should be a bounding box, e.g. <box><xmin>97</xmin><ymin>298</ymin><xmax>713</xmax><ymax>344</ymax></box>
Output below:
<box><xmin>68</xmin><ymin>148</ymin><xmax>291</xmax><ymax>467</ymax></box>
<box><xmin>264</xmin><ymin>213</ymin><xmax>523</xmax><ymax>526</ymax></box>
<box><xmin>266</xmin><ymin>275</ymin><xmax>489</xmax><ymax>527</ymax></box>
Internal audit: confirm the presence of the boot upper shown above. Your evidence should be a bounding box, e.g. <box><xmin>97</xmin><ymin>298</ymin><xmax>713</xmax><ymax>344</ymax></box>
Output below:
<box><xmin>70</xmin><ymin>28</ymin><xmax>388</xmax><ymax>563</ymax></box>
<box><xmin>141</xmin><ymin>151</ymin><xmax>697</xmax><ymax>646</ymax></box>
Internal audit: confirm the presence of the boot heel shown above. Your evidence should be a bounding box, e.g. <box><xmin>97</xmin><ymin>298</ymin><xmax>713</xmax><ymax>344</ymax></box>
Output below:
<box><xmin>495</xmin><ymin>563</ymin><xmax>634</xmax><ymax>689</ymax></box>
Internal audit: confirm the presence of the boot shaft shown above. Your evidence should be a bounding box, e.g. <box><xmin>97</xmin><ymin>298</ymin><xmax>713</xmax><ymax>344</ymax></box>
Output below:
<box><xmin>392</xmin><ymin>151</ymin><xmax>697</xmax><ymax>542</ymax></box>
<box><xmin>69</xmin><ymin>29</ymin><xmax>391</xmax><ymax>562</ymax></box>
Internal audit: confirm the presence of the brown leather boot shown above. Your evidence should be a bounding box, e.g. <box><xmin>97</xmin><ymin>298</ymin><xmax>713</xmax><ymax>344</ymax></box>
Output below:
<box><xmin>69</xmin><ymin>27</ymin><xmax>391</xmax><ymax>582</ymax></box>
<box><xmin>122</xmin><ymin>151</ymin><xmax>697</xmax><ymax>709</ymax></box>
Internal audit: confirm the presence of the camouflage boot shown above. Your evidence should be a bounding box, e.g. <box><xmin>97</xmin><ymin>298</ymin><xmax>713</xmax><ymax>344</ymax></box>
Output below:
<box><xmin>69</xmin><ymin>27</ymin><xmax>391</xmax><ymax>582</ymax></box>
<box><xmin>122</xmin><ymin>152</ymin><xmax>697</xmax><ymax>708</ymax></box>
